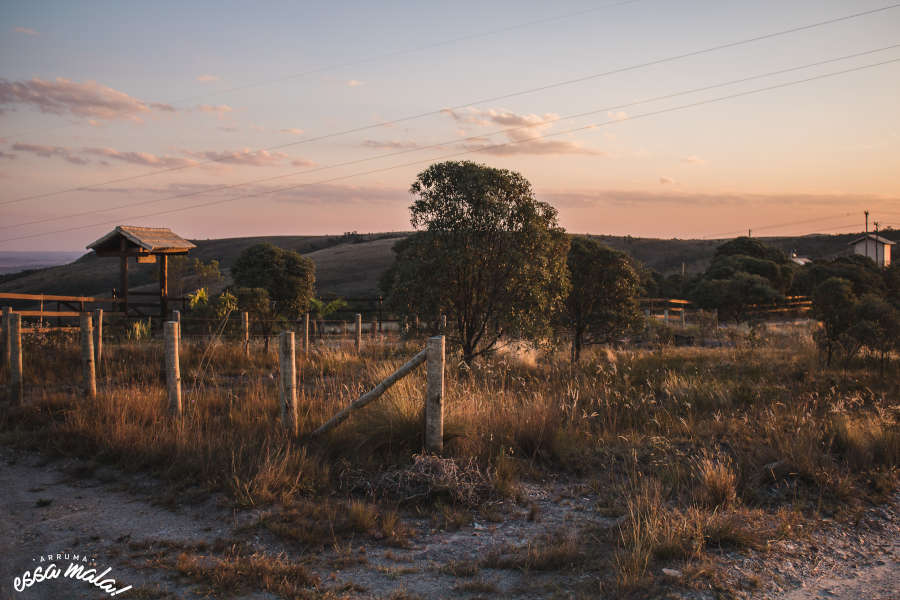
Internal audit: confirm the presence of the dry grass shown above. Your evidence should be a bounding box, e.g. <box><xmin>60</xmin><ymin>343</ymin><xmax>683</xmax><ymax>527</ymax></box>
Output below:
<box><xmin>1</xmin><ymin>326</ymin><xmax>898</xmax><ymax>592</ymax></box>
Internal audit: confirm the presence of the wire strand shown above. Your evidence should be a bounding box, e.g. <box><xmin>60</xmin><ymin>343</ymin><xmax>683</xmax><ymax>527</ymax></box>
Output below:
<box><xmin>5</xmin><ymin>43</ymin><xmax>897</xmax><ymax>233</ymax></box>
<box><xmin>2</xmin><ymin>57</ymin><xmax>897</xmax><ymax>245</ymax></box>
<box><xmin>2</xmin><ymin>2</ymin><xmax>897</xmax><ymax>207</ymax></box>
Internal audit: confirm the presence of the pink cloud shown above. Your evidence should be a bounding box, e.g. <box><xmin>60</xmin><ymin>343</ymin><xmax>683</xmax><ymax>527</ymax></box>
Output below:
<box><xmin>13</xmin><ymin>27</ymin><xmax>38</xmax><ymax>36</ymax></box>
<box><xmin>196</xmin><ymin>74</ymin><xmax>219</xmax><ymax>82</ymax></box>
<box><xmin>195</xmin><ymin>104</ymin><xmax>232</xmax><ymax>118</ymax></box>
<box><xmin>0</xmin><ymin>77</ymin><xmax>174</xmax><ymax>121</ymax></box>
<box><xmin>12</xmin><ymin>143</ymin><xmax>89</xmax><ymax>165</ymax></box>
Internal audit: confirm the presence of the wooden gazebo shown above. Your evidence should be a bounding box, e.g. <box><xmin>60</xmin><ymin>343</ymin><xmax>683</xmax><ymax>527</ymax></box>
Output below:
<box><xmin>87</xmin><ymin>226</ymin><xmax>195</xmax><ymax>317</ymax></box>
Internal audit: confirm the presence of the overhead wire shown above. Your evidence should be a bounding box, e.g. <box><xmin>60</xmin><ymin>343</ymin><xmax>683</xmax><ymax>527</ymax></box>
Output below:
<box><xmin>4</xmin><ymin>43</ymin><xmax>898</xmax><ymax>233</ymax></box>
<box><xmin>2</xmin><ymin>2</ymin><xmax>898</xmax><ymax>207</ymax></box>
<box><xmin>2</xmin><ymin>56</ymin><xmax>898</xmax><ymax>245</ymax></box>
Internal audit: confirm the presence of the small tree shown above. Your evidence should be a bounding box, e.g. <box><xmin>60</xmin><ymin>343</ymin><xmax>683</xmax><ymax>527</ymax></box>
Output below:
<box><xmin>812</xmin><ymin>277</ymin><xmax>857</xmax><ymax>366</ymax></box>
<box><xmin>383</xmin><ymin>161</ymin><xmax>569</xmax><ymax>363</ymax></box>
<box><xmin>231</xmin><ymin>243</ymin><xmax>315</xmax><ymax>318</ymax></box>
<box><xmin>234</xmin><ymin>287</ymin><xmax>279</xmax><ymax>352</ymax></box>
<box><xmin>850</xmin><ymin>294</ymin><xmax>900</xmax><ymax>376</ymax></box>
<box><xmin>308</xmin><ymin>297</ymin><xmax>349</xmax><ymax>338</ymax></box>
<box><xmin>563</xmin><ymin>237</ymin><xmax>642</xmax><ymax>362</ymax></box>
<box><xmin>166</xmin><ymin>257</ymin><xmax>225</xmax><ymax>298</ymax></box>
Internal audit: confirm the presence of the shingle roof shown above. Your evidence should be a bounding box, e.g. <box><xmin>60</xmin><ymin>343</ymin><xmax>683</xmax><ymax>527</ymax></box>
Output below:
<box><xmin>848</xmin><ymin>234</ymin><xmax>896</xmax><ymax>246</ymax></box>
<box><xmin>87</xmin><ymin>226</ymin><xmax>196</xmax><ymax>253</ymax></box>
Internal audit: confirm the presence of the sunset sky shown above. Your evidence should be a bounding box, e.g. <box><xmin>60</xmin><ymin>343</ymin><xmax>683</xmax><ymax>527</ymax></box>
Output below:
<box><xmin>1</xmin><ymin>0</ymin><xmax>899</xmax><ymax>251</ymax></box>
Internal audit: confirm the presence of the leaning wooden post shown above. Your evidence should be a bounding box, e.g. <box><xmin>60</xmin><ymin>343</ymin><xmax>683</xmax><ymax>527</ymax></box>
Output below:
<box><xmin>2</xmin><ymin>306</ymin><xmax>10</xmax><ymax>369</ymax></box>
<box><xmin>92</xmin><ymin>308</ymin><xmax>103</xmax><ymax>365</ymax></box>
<box><xmin>241</xmin><ymin>311</ymin><xmax>250</xmax><ymax>356</ymax></box>
<box><xmin>165</xmin><ymin>321</ymin><xmax>182</xmax><ymax>418</ymax></box>
<box><xmin>80</xmin><ymin>314</ymin><xmax>96</xmax><ymax>399</ymax></box>
<box><xmin>279</xmin><ymin>331</ymin><xmax>298</xmax><ymax>435</ymax></box>
<box><xmin>303</xmin><ymin>312</ymin><xmax>310</xmax><ymax>356</ymax></box>
<box><xmin>425</xmin><ymin>335</ymin><xmax>445</xmax><ymax>454</ymax></box>
<box><xmin>355</xmin><ymin>313</ymin><xmax>362</xmax><ymax>353</ymax></box>
<box><xmin>8</xmin><ymin>313</ymin><xmax>22</xmax><ymax>405</ymax></box>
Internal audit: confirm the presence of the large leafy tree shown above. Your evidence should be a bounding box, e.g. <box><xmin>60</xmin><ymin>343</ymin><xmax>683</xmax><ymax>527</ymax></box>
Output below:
<box><xmin>382</xmin><ymin>161</ymin><xmax>570</xmax><ymax>363</ymax></box>
<box><xmin>812</xmin><ymin>277</ymin><xmax>857</xmax><ymax>366</ymax></box>
<box><xmin>690</xmin><ymin>237</ymin><xmax>790</xmax><ymax>321</ymax></box>
<box><xmin>230</xmin><ymin>243</ymin><xmax>315</xmax><ymax>318</ymax></box>
<box><xmin>563</xmin><ymin>237</ymin><xmax>642</xmax><ymax>362</ymax></box>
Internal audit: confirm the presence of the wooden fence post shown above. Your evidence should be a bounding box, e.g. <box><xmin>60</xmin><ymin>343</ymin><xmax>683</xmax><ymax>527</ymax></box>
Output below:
<box><xmin>279</xmin><ymin>331</ymin><xmax>298</xmax><ymax>435</ymax></box>
<box><xmin>440</xmin><ymin>314</ymin><xmax>447</xmax><ymax>331</ymax></box>
<box><xmin>681</xmin><ymin>309</ymin><xmax>686</xmax><ymax>329</ymax></box>
<box><xmin>371</xmin><ymin>317</ymin><xmax>378</xmax><ymax>339</ymax></box>
<box><xmin>303</xmin><ymin>312</ymin><xmax>310</xmax><ymax>356</ymax></box>
<box><xmin>664</xmin><ymin>309</ymin><xmax>669</xmax><ymax>326</ymax></box>
<box><xmin>425</xmin><ymin>335</ymin><xmax>445</xmax><ymax>454</ymax></box>
<box><xmin>355</xmin><ymin>313</ymin><xmax>362</xmax><ymax>353</ymax></box>
<box><xmin>93</xmin><ymin>308</ymin><xmax>103</xmax><ymax>365</ymax></box>
<box><xmin>80</xmin><ymin>314</ymin><xmax>97</xmax><ymax>399</ymax></box>
<box><xmin>2</xmin><ymin>306</ymin><xmax>10</xmax><ymax>369</ymax></box>
<box><xmin>172</xmin><ymin>309</ymin><xmax>181</xmax><ymax>325</ymax></box>
<box><xmin>165</xmin><ymin>321</ymin><xmax>182</xmax><ymax>418</ymax></box>
<box><xmin>242</xmin><ymin>311</ymin><xmax>250</xmax><ymax>356</ymax></box>
<box><xmin>8</xmin><ymin>313</ymin><xmax>22</xmax><ymax>405</ymax></box>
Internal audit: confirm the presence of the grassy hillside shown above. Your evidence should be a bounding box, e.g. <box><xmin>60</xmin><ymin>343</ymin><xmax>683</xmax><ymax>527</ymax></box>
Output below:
<box><xmin>2</xmin><ymin>229</ymin><xmax>897</xmax><ymax>300</ymax></box>
<box><xmin>0</xmin><ymin>232</ymin><xmax>405</xmax><ymax>298</ymax></box>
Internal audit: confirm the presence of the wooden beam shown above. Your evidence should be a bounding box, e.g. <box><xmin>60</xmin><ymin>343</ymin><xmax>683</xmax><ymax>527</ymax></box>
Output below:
<box><xmin>0</xmin><ymin>292</ymin><xmax>116</xmax><ymax>303</ymax></box>
<box><xmin>309</xmin><ymin>350</ymin><xmax>426</xmax><ymax>438</ymax></box>
<box><xmin>120</xmin><ymin>236</ymin><xmax>128</xmax><ymax>315</ymax></box>
<box><xmin>159</xmin><ymin>254</ymin><xmax>168</xmax><ymax>319</ymax></box>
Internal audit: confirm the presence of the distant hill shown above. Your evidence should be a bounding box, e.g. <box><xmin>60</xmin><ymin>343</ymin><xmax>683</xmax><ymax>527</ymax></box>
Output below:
<box><xmin>0</xmin><ymin>251</ymin><xmax>85</xmax><ymax>275</ymax></box>
<box><xmin>1</xmin><ymin>229</ymin><xmax>896</xmax><ymax>299</ymax></box>
<box><xmin>0</xmin><ymin>232</ymin><xmax>405</xmax><ymax>298</ymax></box>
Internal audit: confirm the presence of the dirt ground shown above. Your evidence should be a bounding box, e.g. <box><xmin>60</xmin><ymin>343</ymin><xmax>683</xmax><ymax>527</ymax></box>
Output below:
<box><xmin>1</xmin><ymin>447</ymin><xmax>897</xmax><ymax>600</ymax></box>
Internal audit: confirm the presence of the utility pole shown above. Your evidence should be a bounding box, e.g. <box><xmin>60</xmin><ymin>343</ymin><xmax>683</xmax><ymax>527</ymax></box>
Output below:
<box><xmin>874</xmin><ymin>221</ymin><xmax>881</xmax><ymax>266</ymax></box>
<box><xmin>865</xmin><ymin>210</ymin><xmax>870</xmax><ymax>262</ymax></box>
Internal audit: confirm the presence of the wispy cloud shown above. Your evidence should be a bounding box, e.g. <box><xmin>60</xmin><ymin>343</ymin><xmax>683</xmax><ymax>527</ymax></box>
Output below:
<box><xmin>184</xmin><ymin>148</ymin><xmax>290</xmax><ymax>167</ymax></box>
<box><xmin>0</xmin><ymin>150</ymin><xmax>16</xmax><ymax>160</ymax></box>
<box><xmin>280</xmin><ymin>128</ymin><xmax>304</xmax><ymax>135</ymax></box>
<box><xmin>607</xmin><ymin>110</ymin><xmax>628</xmax><ymax>121</ymax></box>
<box><xmin>443</xmin><ymin>107</ymin><xmax>603</xmax><ymax>156</ymax></box>
<box><xmin>82</xmin><ymin>147</ymin><xmax>196</xmax><ymax>168</ymax></box>
<box><xmin>346</xmin><ymin>80</ymin><xmax>364</xmax><ymax>87</ymax></box>
<box><xmin>361</xmin><ymin>139</ymin><xmax>420</xmax><ymax>150</ymax></box>
<box><xmin>681</xmin><ymin>155</ymin><xmax>706</xmax><ymax>165</ymax></box>
<box><xmin>12</xmin><ymin>142</ymin><xmax>311</xmax><ymax>169</ymax></box>
<box><xmin>194</xmin><ymin>104</ymin><xmax>232</xmax><ymax>118</ymax></box>
<box><xmin>196</xmin><ymin>74</ymin><xmax>219</xmax><ymax>82</ymax></box>
<box><xmin>13</xmin><ymin>27</ymin><xmax>38</xmax><ymax>36</ymax></box>
<box><xmin>659</xmin><ymin>176</ymin><xmax>676</xmax><ymax>185</ymax></box>
<box><xmin>0</xmin><ymin>77</ymin><xmax>174</xmax><ymax>121</ymax></box>
<box><xmin>12</xmin><ymin>143</ymin><xmax>89</xmax><ymax>165</ymax></box>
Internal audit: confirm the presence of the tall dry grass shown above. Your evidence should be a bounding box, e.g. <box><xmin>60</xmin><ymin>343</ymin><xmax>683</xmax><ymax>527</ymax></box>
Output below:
<box><xmin>1</xmin><ymin>326</ymin><xmax>898</xmax><ymax>585</ymax></box>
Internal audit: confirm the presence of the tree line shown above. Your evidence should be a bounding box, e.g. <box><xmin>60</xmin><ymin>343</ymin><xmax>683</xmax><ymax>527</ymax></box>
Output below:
<box><xmin>174</xmin><ymin>160</ymin><xmax>898</xmax><ymax>368</ymax></box>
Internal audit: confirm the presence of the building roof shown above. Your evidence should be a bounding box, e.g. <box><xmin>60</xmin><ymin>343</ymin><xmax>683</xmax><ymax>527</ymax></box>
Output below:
<box><xmin>87</xmin><ymin>225</ymin><xmax>196</xmax><ymax>254</ymax></box>
<box><xmin>848</xmin><ymin>233</ymin><xmax>896</xmax><ymax>246</ymax></box>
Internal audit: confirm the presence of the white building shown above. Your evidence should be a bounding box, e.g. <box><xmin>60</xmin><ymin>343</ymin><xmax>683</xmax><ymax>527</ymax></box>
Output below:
<box><xmin>848</xmin><ymin>234</ymin><xmax>894</xmax><ymax>267</ymax></box>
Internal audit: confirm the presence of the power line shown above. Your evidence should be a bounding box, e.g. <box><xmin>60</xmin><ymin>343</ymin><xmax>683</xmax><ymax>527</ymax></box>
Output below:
<box><xmin>3</xmin><ymin>2</ymin><xmax>897</xmax><ymax>208</ymax></box>
<box><xmin>5</xmin><ymin>43</ymin><xmax>898</xmax><ymax>233</ymax></box>
<box><xmin>0</xmin><ymin>0</ymin><xmax>649</xmax><ymax>140</ymax></box>
<box><xmin>1</xmin><ymin>56</ymin><xmax>897</xmax><ymax>245</ymax></box>
<box><xmin>701</xmin><ymin>211</ymin><xmax>864</xmax><ymax>239</ymax></box>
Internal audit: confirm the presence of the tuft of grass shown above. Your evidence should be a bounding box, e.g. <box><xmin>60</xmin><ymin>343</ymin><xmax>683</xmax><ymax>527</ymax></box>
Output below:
<box><xmin>692</xmin><ymin>449</ymin><xmax>738</xmax><ymax>508</ymax></box>
<box><xmin>175</xmin><ymin>550</ymin><xmax>319</xmax><ymax>598</ymax></box>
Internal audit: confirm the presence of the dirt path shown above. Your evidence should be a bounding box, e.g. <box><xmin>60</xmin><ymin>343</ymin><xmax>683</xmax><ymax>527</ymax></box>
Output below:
<box><xmin>1</xmin><ymin>448</ymin><xmax>897</xmax><ymax>599</ymax></box>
